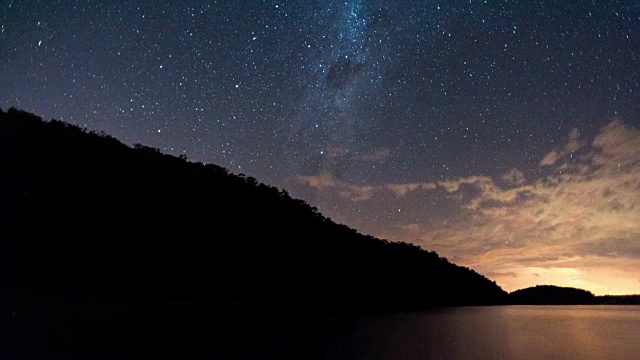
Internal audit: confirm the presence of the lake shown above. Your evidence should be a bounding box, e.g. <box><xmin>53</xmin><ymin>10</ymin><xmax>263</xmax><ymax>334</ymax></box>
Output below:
<box><xmin>314</xmin><ymin>306</ymin><xmax>640</xmax><ymax>360</ymax></box>
<box><xmin>10</xmin><ymin>297</ymin><xmax>640</xmax><ymax>359</ymax></box>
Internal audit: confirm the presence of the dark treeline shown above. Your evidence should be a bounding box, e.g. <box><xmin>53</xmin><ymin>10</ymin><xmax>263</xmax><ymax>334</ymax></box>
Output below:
<box><xmin>2</xmin><ymin>108</ymin><xmax>507</xmax><ymax>359</ymax></box>
<box><xmin>596</xmin><ymin>295</ymin><xmax>640</xmax><ymax>305</ymax></box>
<box><xmin>510</xmin><ymin>285</ymin><xmax>596</xmax><ymax>305</ymax></box>
<box><xmin>510</xmin><ymin>285</ymin><xmax>640</xmax><ymax>305</ymax></box>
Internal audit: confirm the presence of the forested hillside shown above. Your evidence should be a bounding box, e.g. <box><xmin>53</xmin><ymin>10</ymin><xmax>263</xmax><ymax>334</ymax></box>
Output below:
<box><xmin>2</xmin><ymin>108</ymin><xmax>508</xmax><ymax>358</ymax></box>
<box><xmin>1</xmin><ymin>108</ymin><xmax>507</xmax><ymax>311</ymax></box>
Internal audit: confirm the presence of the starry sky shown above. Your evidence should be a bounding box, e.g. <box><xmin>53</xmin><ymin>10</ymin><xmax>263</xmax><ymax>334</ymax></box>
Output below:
<box><xmin>2</xmin><ymin>0</ymin><xmax>639</xmax><ymax>295</ymax></box>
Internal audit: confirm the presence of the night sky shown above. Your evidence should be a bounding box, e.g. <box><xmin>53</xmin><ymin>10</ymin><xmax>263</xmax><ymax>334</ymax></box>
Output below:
<box><xmin>2</xmin><ymin>0</ymin><xmax>639</xmax><ymax>295</ymax></box>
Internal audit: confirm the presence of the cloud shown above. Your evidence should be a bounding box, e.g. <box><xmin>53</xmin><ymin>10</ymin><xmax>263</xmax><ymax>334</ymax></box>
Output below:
<box><xmin>540</xmin><ymin>127</ymin><xmax>585</xmax><ymax>166</ymax></box>
<box><xmin>566</xmin><ymin>128</ymin><xmax>584</xmax><ymax>152</ymax></box>
<box><xmin>296</xmin><ymin>173</ymin><xmax>375</xmax><ymax>201</ymax></box>
<box><xmin>485</xmin><ymin>271</ymin><xmax>518</xmax><ymax>278</ymax></box>
<box><xmin>591</xmin><ymin>120</ymin><xmax>640</xmax><ymax>172</ymax></box>
<box><xmin>502</xmin><ymin>168</ymin><xmax>526</xmax><ymax>186</ymax></box>
<box><xmin>413</xmin><ymin>122</ymin><xmax>640</xmax><ymax>293</ymax></box>
<box><xmin>326</xmin><ymin>147</ymin><xmax>349</xmax><ymax>159</ymax></box>
<box><xmin>572</xmin><ymin>238</ymin><xmax>640</xmax><ymax>259</ymax></box>
<box><xmin>386</xmin><ymin>182</ymin><xmax>436</xmax><ymax>196</ymax></box>
<box><xmin>358</xmin><ymin>147</ymin><xmax>390</xmax><ymax>161</ymax></box>
<box><xmin>300</xmin><ymin>121</ymin><xmax>640</xmax><ymax>294</ymax></box>
<box><xmin>340</xmin><ymin>185</ymin><xmax>376</xmax><ymax>202</ymax></box>
<box><xmin>541</xmin><ymin>151</ymin><xmax>560</xmax><ymax>166</ymax></box>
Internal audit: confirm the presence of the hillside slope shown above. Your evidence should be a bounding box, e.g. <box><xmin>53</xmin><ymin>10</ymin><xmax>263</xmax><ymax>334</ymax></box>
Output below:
<box><xmin>2</xmin><ymin>108</ymin><xmax>507</xmax><ymax>310</ymax></box>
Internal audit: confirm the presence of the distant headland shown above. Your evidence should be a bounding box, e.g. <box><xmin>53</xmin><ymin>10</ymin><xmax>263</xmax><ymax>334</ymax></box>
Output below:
<box><xmin>509</xmin><ymin>285</ymin><xmax>640</xmax><ymax>305</ymax></box>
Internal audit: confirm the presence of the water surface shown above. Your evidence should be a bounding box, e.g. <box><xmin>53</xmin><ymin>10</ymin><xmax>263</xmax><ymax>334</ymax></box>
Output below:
<box><xmin>319</xmin><ymin>306</ymin><xmax>640</xmax><ymax>359</ymax></box>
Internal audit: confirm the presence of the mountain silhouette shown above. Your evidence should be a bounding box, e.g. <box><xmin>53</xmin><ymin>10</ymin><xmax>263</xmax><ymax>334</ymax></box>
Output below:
<box><xmin>1</xmin><ymin>108</ymin><xmax>508</xmax><ymax>359</ymax></box>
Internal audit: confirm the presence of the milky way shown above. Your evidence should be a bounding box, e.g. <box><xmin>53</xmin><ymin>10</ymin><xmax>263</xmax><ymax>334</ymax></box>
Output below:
<box><xmin>1</xmin><ymin>0</ymin><xmax>639</xmax><ymax>294</ymax></box>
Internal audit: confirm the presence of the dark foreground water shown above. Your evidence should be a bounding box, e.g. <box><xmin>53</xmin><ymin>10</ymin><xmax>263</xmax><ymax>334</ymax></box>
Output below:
<box><xmin>8</xmin><ymin>294</ymin><xmax>640</xmax><ymax>359</ymax></box>
<box><xmin>321</xmin><ymin>306</ymin><xmax>640</xmax><ymax>360</ymax></box>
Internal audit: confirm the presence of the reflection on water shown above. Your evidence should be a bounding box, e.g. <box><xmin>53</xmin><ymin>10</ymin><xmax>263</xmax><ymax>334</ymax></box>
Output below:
<box><xmin>320</xmin><ymin>306</ymin><xmax>640</xmax><ymax>360</ymax></box>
